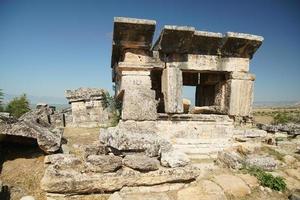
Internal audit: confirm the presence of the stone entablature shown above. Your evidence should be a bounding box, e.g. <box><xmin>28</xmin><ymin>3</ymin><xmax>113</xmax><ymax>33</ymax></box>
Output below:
<box><xmin>65</xmin><ymin>88</ymin><xmax>109</xmax><ymax>127</ymax></box>
<box><xmin>111</xmin><ymin>17</ymin><xmax>263</xmax><ymax>120</ymax></box>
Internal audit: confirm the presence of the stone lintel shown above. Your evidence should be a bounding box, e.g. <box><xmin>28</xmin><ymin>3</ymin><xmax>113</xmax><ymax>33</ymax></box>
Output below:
<box><xmin>152</xmin><ymin>27</ymin><xmax>263</xmax><ymax>59</ymax></box>
<box><xmin>227</xmin><ymin>72</ymin><xmax>256</xmax><ymax>81</ymax></box>
<box><xmin>117</xmin><ymin>62</ymin><xmax>161</xmax><ymax>71</ymax></box>
<box><xmin>221</xmin><ymin>32</ymin><xmax>264</xmax><ymax>59</ymax></box>
<box><xmin>153</xmin><ymin>25</ymin><xmax>195</xmax><ymax>54</ymax></box>
<box><xmin>190</xmin><ymin>31</ymin><xmax>223</xmax><ymax>55</ymax></box>
<box><xmin>170</xmin><ymin>55</ymin><xmax>250</xmax><ymax>72</ymax></box>
<box><xmin>111</xmin><ymin>17</ymin><xmax>156</xmax><ymax>68</ymax></box>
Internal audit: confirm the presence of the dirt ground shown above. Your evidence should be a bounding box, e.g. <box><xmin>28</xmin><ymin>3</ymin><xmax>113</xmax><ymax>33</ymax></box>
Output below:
<box><xmin>0</xmin><ymin>127</ymin><xmax>101</xmax><ymax>200</ymax></box>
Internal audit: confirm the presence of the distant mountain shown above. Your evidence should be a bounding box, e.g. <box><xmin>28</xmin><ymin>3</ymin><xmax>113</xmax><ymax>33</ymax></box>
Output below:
<box><xmin>253</xmin><ymin>101</ymin><xmax>300</xmax><ymax>108</ymax></box>
<box><xmin>3</xmin><ymin>94</ymin><xmax>69</xmax><ymax>109</ymax></box>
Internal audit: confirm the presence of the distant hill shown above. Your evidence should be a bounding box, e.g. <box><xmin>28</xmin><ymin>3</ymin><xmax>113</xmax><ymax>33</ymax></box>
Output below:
<box><xmin>3</xmin><ymin>94</ymin><xmax>69</xmax><ymax>110</ymax></box>
<box><xmin>253</xmin><ymin>101</ymin><xmax>300</xmax><ymax>108</ymax></box>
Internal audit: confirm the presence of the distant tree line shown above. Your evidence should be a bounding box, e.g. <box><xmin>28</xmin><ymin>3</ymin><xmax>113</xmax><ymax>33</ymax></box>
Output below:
<box><xmin>0</xmin><ymin>89</ymin><xmax>31</xmax><ymax>118</ymax></box>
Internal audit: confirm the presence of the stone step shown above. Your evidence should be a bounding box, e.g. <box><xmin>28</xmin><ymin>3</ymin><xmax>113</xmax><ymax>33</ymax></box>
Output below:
<box><xmin>174</xmin><ymin>143</ymin><xmax>230</xmax><ymax>149</ymax></box>
<box><xmin>191</xmin><ymin>162</ymin><xmax>218</xmax><ymax>170</ymax></box>
<box><xmin>173</xmin><ymin>146</ymin><xmax>223</xmax><ymax>154</ymax></box>
<box><xmin>174</xmin><ymin>138</ymin><xmax>232</xmax><ymax>145</ymax></box>
<box><xmin>186</xmin><ymin>153</ymin><xmax>218</xmax><ymax>160</ymax></box>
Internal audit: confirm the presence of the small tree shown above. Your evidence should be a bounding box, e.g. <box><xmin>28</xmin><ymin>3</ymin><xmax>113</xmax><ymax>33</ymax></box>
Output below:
<box><xmin>6</xmin><ymin>94</ymin><xmax>31</xmax><ymax>118</ymax></box>
<box><xmin>0</xmin><ymin>89</ymin><xmax>4</xmax><ymax>111</ymax></box>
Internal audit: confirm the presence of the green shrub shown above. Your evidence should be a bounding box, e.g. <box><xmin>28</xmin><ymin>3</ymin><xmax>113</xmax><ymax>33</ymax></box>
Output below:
<box><xmin>102</xmin><ymin>90</ymin><xmax>122</xmax><ymax>127</ymax></box>
<box><xmin>241</xmin><ymin>165</ymin><xmax>286</xmax><ymax>191</ymax></box>
<box><xmin>6</xmin><ymin>94</ymin><xmax>30</xmax><ymax>118</ymax></box>
<box><xmin>0</xmin><ymin>89</ymin><xmax>4</xmax><ymax>112</ymax></box>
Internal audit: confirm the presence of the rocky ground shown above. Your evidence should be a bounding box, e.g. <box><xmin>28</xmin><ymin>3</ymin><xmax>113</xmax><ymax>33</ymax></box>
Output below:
<box><xmin>2</xmin><ymin>126</ymin><xmax>300</xmax><ymax>200</ymax></box>
<box><xmin>1</xmin><ymin>106</ymin><xmax>300</xmax><ymax>200</ymax></box>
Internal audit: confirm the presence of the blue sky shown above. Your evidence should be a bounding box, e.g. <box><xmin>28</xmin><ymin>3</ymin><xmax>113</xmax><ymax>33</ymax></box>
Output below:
<box><xmin>0</xmin><ymin>0</ymin><xmax>299</xmax><ymax>104</ymax></box>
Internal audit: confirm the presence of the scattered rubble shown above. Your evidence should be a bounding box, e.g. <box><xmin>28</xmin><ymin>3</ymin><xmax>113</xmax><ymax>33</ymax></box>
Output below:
<box><xmin>0</xmin><ymin>105</ymin><xmax>63</xmax><ymax>153</ymax></box>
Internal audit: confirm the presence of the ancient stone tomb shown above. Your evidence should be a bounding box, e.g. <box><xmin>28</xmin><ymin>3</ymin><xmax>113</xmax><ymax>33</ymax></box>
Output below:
<box><xmin>112</xmin><ymin>17</ymin><xmax>263</xmax><ymax>121</ymax></box>
<box><xmin>65</xmin><ymin>88</ymin><xmax>109</xmax><ymax>127</ymax></box>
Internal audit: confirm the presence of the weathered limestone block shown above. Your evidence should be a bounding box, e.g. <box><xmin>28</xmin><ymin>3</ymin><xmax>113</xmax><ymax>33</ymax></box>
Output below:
<box><xmin>245</xmin><ymin>155</ymin><xmax>277</xmax><ymax>171</ymax></box>
<box><xmin>153</xmin><ymin>25</ymin><xmax>195</xmax><ymax>54</ymax></box>
<box><xmin>122</xmin><ymin>88</ymin><xmax>157</xmax><ymax>121</ymax></box>
<box><xmin>41</xmin><ymin>165</ymin><xmax>198</xmax><ymax>194</ymax></box>
<box><xmin>160</xmin><ymin>150</ymin><xmax>190</xmax><ymax>168</ymax></box>
<box><xmin>123</xmin><ymin>49</ymin><xmax>154</xmax><ymax>64</ymax></box>
<box><xmin>99</xmin><ymin>126</ymin><xmax>168</xmax><ymax>157</ymax></box>
<box><xmin>217</xmin><ymin>150</ymin><xmax>243</xmax><ymax>169</ymax></box>
<box><xmin>227</xmin><ymin>78</ymin><xmax>254</xmax><ymax>116</ymax></box>
<box><xmin>190</xmin><ymin>30</ymin><xmax>223</xmax><ymax>55</ymax></box>
<box><xmin>162</xmin><ymin>65</ymin><xmax>183</xmax><ymax>113</ymax></box>
<box><xmin>173</xmin><ymin>55</ymin><xmax>250</xmax><ymax>72</ymax></box>
<box><xmin>221</xmin><ymin>32</ymin><xmax>263</xmax><ymax>59</ymax></box>
<box><xmin>85</xmin><ymin>155</ymin><xmax>122</xmax><ymax>173</ymax></box>
<box><xmin>119</xmin><ymin>72</ymin><xmax>152</xmax><ymax>92</ymax></box>
<box><xmin>81</xmin><ymin>142</ymin><xmax>108</xmax><ymax>158</ymax></box>
<box><xmin>71</xmin><ymin>101</ymin><xmax>89</xmax><ymax>123</ymax></box>
<box><xmin>111</xmin><ymin>17</ymin><xmax>156</xmax><ymax>68</ymax></box>
<box><xmin>44</xmin><ymin>154</ymin><xmax>82</xmax><ymax>169</ymax></box>
<box><xmin>123</xmin><ymin>155</ymin><xmax>159</xmax><ymax>171</ymax></box>
<box><xmin>120</xmin><ymin>73</ymin><xmax>157</xmax><ymax>120</ymax></box>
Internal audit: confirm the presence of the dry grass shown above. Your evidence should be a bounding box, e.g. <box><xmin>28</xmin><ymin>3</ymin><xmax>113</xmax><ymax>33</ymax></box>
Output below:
<box><xmin>0</xmin><ymin>144</ymin><xmax>46</xmax><ymax>200</ymax></box>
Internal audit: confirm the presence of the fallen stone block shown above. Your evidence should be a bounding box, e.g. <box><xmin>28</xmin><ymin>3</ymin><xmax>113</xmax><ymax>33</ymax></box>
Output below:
<box><xmin>160</xmin><ymin>150</ymin><xmax>190</xmax><ymax>168</ymax></box>
<box><xmin>44</xmin><ymin>154</ymin><xmax>82</xmax><ymax>169</ymax></box>
<box><xmin>1</xmin><ymin>120</ymin><xmax>62</xmax><ymax>154</ymax></box>
<box><xmin>100</xmin><ymin>126</ymin><xmax>172</xmax><ymax>157</ymax></box>
<box><xmin>217</xmin><ymin>150</ymin><xmax>243</xmax><ymax>169</ymax></box>
<box><xmin>85</xmin><ymin>155</ymin><xmax>122</xmax><ymax>173</ymax></box>
<box><xmin>123</xmin><ymin>155</ymin><xmax>159</xmax><ymax>172</ymax></box>
<box><xmin>245</xmin><ymin>155</ymin><xmax>277</xmax><ymax>171</ymax></box>
<box><xmin>41</xmin><ymin>165</ymin><xmax>199</xmax><ymax>194</ymax></box>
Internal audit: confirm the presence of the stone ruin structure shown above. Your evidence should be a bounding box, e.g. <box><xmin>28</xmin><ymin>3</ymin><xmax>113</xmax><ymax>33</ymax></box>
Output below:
<box><xmin>65</xmin><ymin>88</ymin><xmax>109</xmax><ymax>127</ymax></box>
<box><xmin>39</xmin><ymin>17</ymin><xmax>266</xmax><ymax>198</ymax></box>
<box><xmin>110</xmin><ymin>17</ymin><xmax>264</xmax><ymax>157</ymax></box>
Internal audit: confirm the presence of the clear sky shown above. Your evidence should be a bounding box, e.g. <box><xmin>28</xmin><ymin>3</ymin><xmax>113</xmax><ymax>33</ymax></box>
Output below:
<box><xmin>0</xmin><ymin>0</ymin><xmax>299</xmax><ymax>104</ymax></box>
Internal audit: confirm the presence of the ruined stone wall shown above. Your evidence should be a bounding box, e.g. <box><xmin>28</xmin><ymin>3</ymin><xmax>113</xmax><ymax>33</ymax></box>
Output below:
<box><xmin>110</xmin><ymin>17</ymin><xmax>263</xmax><ymax>120</ymax></box>
<box><xmin>65</xmin><ymin>88</ymin><xmax>109</xmax><ymax>127</ymax></box>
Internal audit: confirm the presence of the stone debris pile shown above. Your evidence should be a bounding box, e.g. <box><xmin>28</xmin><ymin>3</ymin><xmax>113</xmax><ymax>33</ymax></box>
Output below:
<box><xmin>0</xmin><ymin>104</ymin><xmax>63</xmax><ymax>153</ymax></box>
<box><xmin>41</xmin><ymin>130</ymin><xmax>198</xmax><ymax>195</ymax></box>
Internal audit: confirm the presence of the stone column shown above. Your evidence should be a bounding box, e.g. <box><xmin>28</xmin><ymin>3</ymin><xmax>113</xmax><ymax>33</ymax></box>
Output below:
<box><xmin>227</xmin><ymin>72</ymin><xmax>255</xmax><ymax>116</ymax></box>
<box><xmin>161</xmin><ymin>64</ymin><xmax>183</xmax><ymax>113</ymax></box>
<box><xmin>119</xmin><ymin>70</ymin><xmax>157</xmax><ymax>121</ymax></box>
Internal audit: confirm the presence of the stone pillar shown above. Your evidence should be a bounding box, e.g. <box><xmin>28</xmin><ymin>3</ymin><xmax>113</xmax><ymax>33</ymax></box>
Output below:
<box><xmin>161</xmin><ymin>64</ymin><xmax>183</xmax><ymax>113</ymax></box>
<box><xmin>120</xmin><ymin>70</ymin><xmax>157</xmax><ymax>121</ymax></box>
<box><xmin>227</xmin><ymin>72</ymin><xmax>255</xmax><ymax>116</ymax></box>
